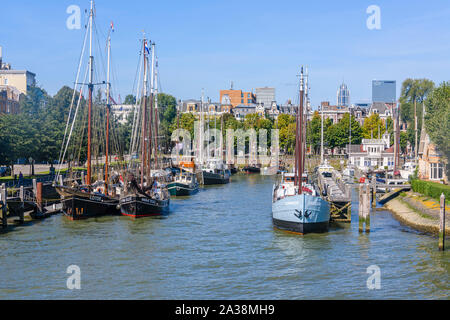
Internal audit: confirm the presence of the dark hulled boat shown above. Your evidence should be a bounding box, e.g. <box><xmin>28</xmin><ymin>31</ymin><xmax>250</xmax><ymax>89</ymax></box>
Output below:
<box><xmin>167</xmin><ymin>172</ymin><xmax>199</xmax><ymax>196</ymax></box>
<box><xmin>200</xmin><ymin>160</ymin><xmax>230</xmax><ymax>185</ymax></box>
<box><xmin>202</xmin><ymin>169</ymin><xmax>230</xmax><ymax>185</ymax></box>
<box><xmin>243</xmin><ymin>166</ymin><xmax>261</xmax><ymax>174</ymax></box>
<box><xmin>56</xmin><ymin>185</ymin><xmax>119</xmax><ymax>220</ymax></box>
<box><xmin>54</xmin><ymin>1</ymin><xmax>120</xmax><ymax>220</ymax></box>
<box><xmin>119</xmin><ymin>39</ymin><xmax>170</xmax><ymax>218</ymax></box>
<box><xmin>120</xmin><ymin>172</ymin><xmax>170</xmax><ymax>218</ymax></box>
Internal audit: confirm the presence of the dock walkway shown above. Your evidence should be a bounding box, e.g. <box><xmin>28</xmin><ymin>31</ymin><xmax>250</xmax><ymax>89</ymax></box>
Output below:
<box><xmin>318</xmin><ymin>170</ymin><xmax>352</xmax><ymax>222</ymax></box>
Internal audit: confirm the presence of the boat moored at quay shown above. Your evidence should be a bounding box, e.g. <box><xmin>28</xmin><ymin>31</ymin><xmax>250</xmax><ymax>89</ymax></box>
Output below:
<box><xmin>119</xmin><ymin>37</ymin><xmax>170</xmax><ymax>218</ymax></box>
<box><xmin>272</xmin><ymin>67</ymin><xmax>330</xmax><ymax>234</ymax></box>
<box><xmin>54</xmin><ymin>0</ymin><xmax>120</xmax><ymax>220</ymax></box>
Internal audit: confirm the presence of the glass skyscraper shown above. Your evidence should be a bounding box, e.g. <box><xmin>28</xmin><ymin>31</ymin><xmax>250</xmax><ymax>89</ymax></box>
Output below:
<box><xmin>372</xmin><ymin>80</ymin><xmax>396</xmax><ymax>103</ymax></box>
<box><xmin>337</xmin><ymin>82</ymin><xmax>350</xmax><ymax>107</ymax></box>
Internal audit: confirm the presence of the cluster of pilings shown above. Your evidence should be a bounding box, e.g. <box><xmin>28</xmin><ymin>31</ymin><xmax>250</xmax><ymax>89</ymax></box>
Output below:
<box><xmin>0</xmin><ymin>180</ymin><xmax>60</xmax><ymax>230</ymax></box>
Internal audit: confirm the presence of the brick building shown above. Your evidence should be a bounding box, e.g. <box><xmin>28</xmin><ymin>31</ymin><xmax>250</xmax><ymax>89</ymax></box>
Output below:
<box><xmin>0</xmin><ymin>85</ymin><xmax>22</xmax><ymax>114</ymax></box>
<box><xmin>219</xmin><ymin>89</ymin><xmax>256</xmax><ymax>108</ymax></box>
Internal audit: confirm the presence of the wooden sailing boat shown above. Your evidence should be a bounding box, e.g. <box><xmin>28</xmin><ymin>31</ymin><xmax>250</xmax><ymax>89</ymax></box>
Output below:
<box><xmin>198</xmin><ymin>91</ymin><xmax>231</xmax><ymax>185</ymax></box>
<box><xmin>272</xmin><ymin>67</ymin><xmax>330</xmax><ymax>234</ymax></box>
<box><xmin>55</xmin><ymin>0</ymin><xmax>119</xmax><ymax>220</ymax></box>
<box><xmin>120</xmin><ymin>39</ymin><xmax>170</xmax><ymax>218</ymax></box>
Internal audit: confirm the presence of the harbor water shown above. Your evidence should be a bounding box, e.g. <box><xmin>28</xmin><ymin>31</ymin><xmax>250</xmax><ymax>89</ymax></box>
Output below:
<box><xmin>0</xmin><ymin>174</ymin><xmax>448</xmax><ymax>299</ymax></box>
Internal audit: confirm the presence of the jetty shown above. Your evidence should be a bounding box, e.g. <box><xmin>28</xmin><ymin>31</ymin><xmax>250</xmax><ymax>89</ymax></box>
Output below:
<box><xmin>318</xmin><ymin>169</ymin><xmax>352</xmax><ymax>222</ymax></box>
<box><xmin>0</xmin><ymin>178</ymin><xmax>66</xmax><ymax>231</ymax></box>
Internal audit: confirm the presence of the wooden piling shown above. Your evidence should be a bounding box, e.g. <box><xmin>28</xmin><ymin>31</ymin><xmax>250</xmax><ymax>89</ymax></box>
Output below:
<box><xmin>359</xmin><ymin>183</ymin><xmax>371</xmax><ymax>233</ymax></box>
<box><xmin>366</xmin><ymin>183</ymin><xmax>371</xmax><ymax>232</ymax></box>
<box><xmin>32</xmin><ymin>179</ymin><xmax>37</xmax><ymax>196</ymax></box>
<box><xmin>1</xmin><ymin>184</ymin><xmax>7</xmax><ymax>228</ymax></box>
<box><xmin>439</xmin><ymin>193</ymin><xmax>446</xmax><ymax>251</ymax></box>
<box><xmin>359</xmin><ymin>183</ymin><xmax>364</xmax><ymax>232</ymax></box>
<box><xmin>371</xmin><ymin>177</ymin><xmax>376</xmax><ymax>208</ymax></box>
<box><xmin>36</xmin><ymin>182</ymin><xmax>43</xmax><ymax>213</ymax></box>
<box><xmin>18</xmin><ymin>186</ymin><xmax>24</xmax><ymax>224</ymax></box>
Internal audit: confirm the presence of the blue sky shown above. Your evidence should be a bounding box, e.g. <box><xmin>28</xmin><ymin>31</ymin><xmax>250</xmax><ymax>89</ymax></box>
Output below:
<box><xmin>2</xmin><ymin>0</ymin><xmax>450</xmax><ymax>108</ymax></box>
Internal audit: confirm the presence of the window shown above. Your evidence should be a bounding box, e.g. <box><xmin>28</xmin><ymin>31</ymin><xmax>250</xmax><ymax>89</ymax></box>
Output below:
<box><xmin>4</xmin><ymin>78</ymin><xmax>8</xmax><ymax>85</ymax></box>
<box><xmin>430</xmin><ymin>163</ymin><xmax>444</xmax><ymax>180</ymax></box>
<box><xmin>241</xmin><ymin>99</ymin><xmax>244</xmax><ymax>103</ymax></box>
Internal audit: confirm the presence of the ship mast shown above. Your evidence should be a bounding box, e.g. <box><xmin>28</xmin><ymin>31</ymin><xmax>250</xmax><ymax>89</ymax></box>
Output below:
<box><xmin>298</xmin><ymin>67</ymin><xmax>304</xmax><ymax>195</ymax></box>
<box><xmin>321</xmin><ymin>102</ymin><xmax>324</xmax><ymax>164</ymax></box>
<box><xmin>153</xmin><ymin>47</ymin><xmax>159</xmax><ymax>169</ymax></box>
<box><xmin>87</xmin><ymin>0</ymin><xmax>94</xmax><ymax>187</ymax></box>
<box><xmin>148</xmin><ymin>40</ymin><xmax>154</xmax><ymax>174</ymax></box>
<box><xmin>105</xmin><ymin>27</ymin><xmax>111</xmax><ymax>194</ymax></box>
<box><xmin>200</xmin><ymin>89</ymin><xmax>205</xmax><ymax>165</ymax></box>
<box><xmin>141</xmin><ymin>38</ymin><xmax>148</xmax><ymax>188</ymax></box>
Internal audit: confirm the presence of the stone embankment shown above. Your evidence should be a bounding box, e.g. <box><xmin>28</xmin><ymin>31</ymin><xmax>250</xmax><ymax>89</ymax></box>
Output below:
<box><xmin>385</xmin><ymin>191</ymin><xmax>450</xmax><ymax>234</ymax></box>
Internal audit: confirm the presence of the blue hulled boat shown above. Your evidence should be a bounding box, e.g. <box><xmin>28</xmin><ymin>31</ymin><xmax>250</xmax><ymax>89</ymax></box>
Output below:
<box><xmin>272</xmin><ymin>67</ymin><xmax>330</xmax><ymax>234</ymax></box>
<box><xmin>272</xmin><ymin>173</ymin><xmax>330</xmax><ymax>234</ymax></box>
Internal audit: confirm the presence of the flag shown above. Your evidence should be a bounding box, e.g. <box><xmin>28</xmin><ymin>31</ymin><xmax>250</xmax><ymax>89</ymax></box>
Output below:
<box><xmin>144</xmin><ymin>41</ymin><xmax>150</xmax><ymax>54</ymax></box>
<box><xmin>110</xmin><ymin>21</ymin><xmax>114</xmax><ymax>32</ymax></box>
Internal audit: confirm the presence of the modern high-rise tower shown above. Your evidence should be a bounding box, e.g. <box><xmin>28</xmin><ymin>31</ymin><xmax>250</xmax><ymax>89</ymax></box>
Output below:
<box><xmin>337</xmin><ymin>82</ymin><xmax>350</xmax><ymax>107</ymax></box>
<box><xmin>372</xmin><ymin>80</ymin><xmax>396</xmax><ymax>103</ymax></box>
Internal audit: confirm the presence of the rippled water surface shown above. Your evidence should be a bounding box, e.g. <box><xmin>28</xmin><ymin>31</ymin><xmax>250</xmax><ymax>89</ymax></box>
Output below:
<box><xmin>0</xmin><ymin>174</ymin><xmax>448</xmax><ymax>299</ymax></box>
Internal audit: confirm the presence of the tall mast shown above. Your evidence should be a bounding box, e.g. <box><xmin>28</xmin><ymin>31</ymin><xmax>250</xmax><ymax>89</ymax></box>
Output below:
<box><xmin>303</xmin><ymin>67</ymin><xmax>308</xmax><ymax>173</ymax></box>
<box><xmin>298</xmin><ymin>67</ymin><xmax>304</xmax><ymax>195</ymax></box>
<box><xmin>87</xmin><ymin>0</ymin><xmax>94</xmax><ymax>186</ymax></box>
<box><xmin>200</xmin><ymin>89</ymin><xmax>204</xmax><ymax>165</ymax></box>
<box><xmin>148</xmin><ymin>40</ymin><xmax>154</xmax><ymax>173</ymax></box>
<box><xmin>414</xmin><ymin>98</ymin><xmax>418</xmax><ymax>165</ymax></box>
<box><xmin>321</xmin><ymin>103</ymin><xmax>324</xmax><ymax>164</ymax></box>
<box><xmin>153</xmin><ymin>48</ymin><xmax>159</xmax><ymax>168</ymax></box>
<box><xmin>105</xmin><ymin>28</ymin><xmax>111</xmax><ymax>194</ymax></box>
<box><xmin>141</xmin><ymin>38</ymin><xmax>148</xmax><ymax>187</ymax></box>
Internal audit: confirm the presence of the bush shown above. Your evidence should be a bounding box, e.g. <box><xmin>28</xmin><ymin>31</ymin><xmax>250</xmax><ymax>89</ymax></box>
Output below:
<box><xmin>411</xmin><ymin>179</ymin><xmax>450</xmax><ymax>202</ymax></box>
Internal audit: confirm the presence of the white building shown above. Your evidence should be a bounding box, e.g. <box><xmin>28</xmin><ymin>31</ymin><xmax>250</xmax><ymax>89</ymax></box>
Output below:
<box><xmin>348</xmin><ymin>133</ymin><xmax>395</xmax><ymax>171</ymax></box>
<box><xmin>111</xmin><ymin>104</ymin><xmax>133</xmax><ymax>124</ymax></box>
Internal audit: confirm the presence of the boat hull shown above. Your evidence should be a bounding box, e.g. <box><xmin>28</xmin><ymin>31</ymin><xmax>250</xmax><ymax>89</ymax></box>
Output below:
<box><xmin>272</xmin><ymin>193</ymin><xmax>330</xmax><ymax>234</ymax></box>
<box><xmin>120</xmin><ymin>195</ymin><xmax>170</xmax><ymax>218</ymax></box>
<box><xmin>167</xmin><ymin>182</ymin><xmax>199</xmax><ymax>196</ymax></box>
<box><xmin>56</xmin><ymin>187</ymin><xmax>119</xmax><ymax>220</ymax></box>
<box><xmin>202</xmin><ymin>171</ymin><xmax>230</xmax><ymax>185</ymax></box>
<box><xmin>243</xmin><ymin>166</ymin><xmax>261</xmax><ymax>174</ymax></box>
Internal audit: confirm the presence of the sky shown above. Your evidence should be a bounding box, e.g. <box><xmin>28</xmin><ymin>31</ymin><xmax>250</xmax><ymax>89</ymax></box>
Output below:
<box><xmin>2</xmin><ymin>0</ymin><xmax>450</xmax><ymax>108</ymax></box>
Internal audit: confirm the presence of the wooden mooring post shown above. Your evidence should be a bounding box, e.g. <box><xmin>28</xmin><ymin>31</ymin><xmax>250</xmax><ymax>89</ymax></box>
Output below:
<box><xmin>439</xmin><ymin>193</ymin><xmax>446</xmax><ymax>251</ymax></box>
<box><xmin>1</xmin><ymin>184</ymin><xmax>7</xmax><ymax>228</ymax></box>
<box><xmin>18</xmin><ymin>185</ymin><xmax>25</xmax><ymax>224</ymax></box>
<box><xmin>371</xmin><ymin>177</ymin><xmax>376</xmax><ymax>208</ymax></box>
<box><xmin>36</xmin><ymin>182</ymin><xmax>43</xmax><ymax>213</ymax></box>
<box><xmin>359</xmin><ymin>183</ymin><xmax>371</xmax><ymax>233</ymax></box>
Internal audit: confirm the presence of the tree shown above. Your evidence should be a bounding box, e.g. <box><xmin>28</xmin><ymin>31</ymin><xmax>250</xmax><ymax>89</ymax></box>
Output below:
<box><xmin>277</xmin><ymin>114</ymin><xmax>296</xmax><ymax>154</ymax></box>
<box><xmin>124</xmin><ymin>94</ymin><xmax>136</xmax><ymax>105</ymax></box>
<box><xmin>20</xmin><ymin>85</ymin><xmax>51</xmax><ymax>116</ymax></box>
<box><xmin>157</xmin><ymin>93</ymin><xmax>177</xmax><ymax>151</ymax></box>
<box><xmin>326</xmin><ymin>113</ymin><xmax>362</xmax><ymax>150</ymax></box>
<box><xmin>399</xmin><ymin>78</ymin><xmax>434</xmax><ymax>149</ymax></box>
<box><xmin>425</xmin><ymin>81</ymin><xmax>450</xmax><ymax>179</ymax></box>
<box><xmin>362</xmin><ymin>114</ymin><xmax>384</xmax><ymax>139</ymax></box>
